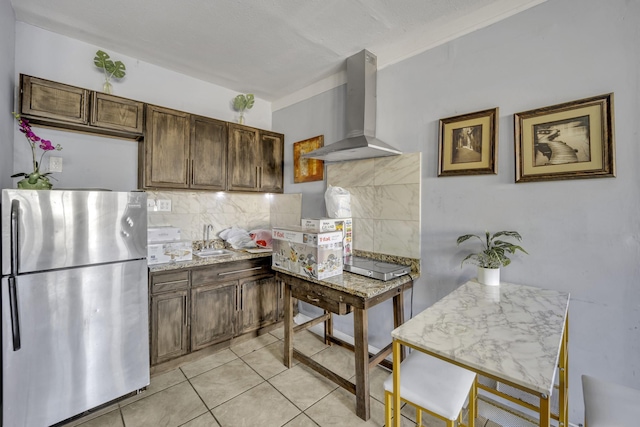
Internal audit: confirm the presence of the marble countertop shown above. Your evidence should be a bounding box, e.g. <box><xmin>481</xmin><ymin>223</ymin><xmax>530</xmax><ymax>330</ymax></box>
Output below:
<box><xmin>148</xmin><ymin>249</ymin><xmax>272</xmax><ymax>272</ymax></box>
<box><xmin>273</xmin><ymin>265</ymin><xmax>418</xmax><ymax>299</ymax></box>
<box><xmin>391</xmin><ymin>280</ymin><xmax>570</xmax><ymax>395</ymax></box>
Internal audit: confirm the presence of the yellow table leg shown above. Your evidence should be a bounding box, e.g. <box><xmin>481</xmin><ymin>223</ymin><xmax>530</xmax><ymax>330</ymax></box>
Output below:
<box><xmin>559</xmin><ymin>316</ymin><xmax>569</xmax><ymax>426</ymax></box>
<box><xmin>540</xmin><ymin>393</ymin><xmax>550</xmax><ymax>427</ymax></box>
<box><xmin>393</xmin><ymin>340</ymin><xmax>402</xmax><ymax>427</ymax></box>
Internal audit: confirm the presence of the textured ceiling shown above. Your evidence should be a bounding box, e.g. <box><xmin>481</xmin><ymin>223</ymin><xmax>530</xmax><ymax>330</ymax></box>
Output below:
<box><xmin>10</xmin><ymin>0</ymin><xmax>546</xmax><ymax>104</ymax></box>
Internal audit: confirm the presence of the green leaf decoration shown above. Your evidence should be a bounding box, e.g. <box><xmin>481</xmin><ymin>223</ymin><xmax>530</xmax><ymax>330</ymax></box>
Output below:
<box><xmin>94</xmin><ymin>50</ymin><xmax>113</xmax><ymax>71</ymax></box>
<box><xmin>94</xmin><ymin>50</ymin><xmax>126</xmax><ymax>80</ymax></box>
<box><xmin>111</xmin><ymin>61</ymin><xmax>126</xmax><ymax>79</ymax></box>
<box><xmin>233</xmin><ymin>94</ymin><xmax>255</xmax><ymax>112</ymax></box>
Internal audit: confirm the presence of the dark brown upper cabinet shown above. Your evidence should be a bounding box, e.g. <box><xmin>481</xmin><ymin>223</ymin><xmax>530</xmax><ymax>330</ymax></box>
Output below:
<box><xmin>190</xmin><ymin>115</ymin><xmax>227</xmax><ymax>191</ymax></box>
<box><xmin>91</xmin><ymin>92</ymin><xmax>144</xmax><ymax>134</ymax></box>
<box><xmin>19</xmin><ymin>75</ymin><xmax>284</xmax><ymax>193</ymax></box>
<box><xmin>144</xmin><ymin>105</ymin><xmax>191</xmax><ymax>189</ymax></box>
<box><xmin>20</xmin><ymin>74</ymin><xmax>144</xmax><ymax>139</ymax></box>
<box><xmin>227</xmin><ymin>124</ymin><xmax>284</xmax><ymax>193</ymax></box>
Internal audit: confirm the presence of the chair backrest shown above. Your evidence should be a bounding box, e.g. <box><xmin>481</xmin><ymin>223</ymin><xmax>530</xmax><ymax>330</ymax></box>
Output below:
<box><xmin>582</xmin><ymin>374</ymin><xmax>640</xmax><ymax>426</ymax></box>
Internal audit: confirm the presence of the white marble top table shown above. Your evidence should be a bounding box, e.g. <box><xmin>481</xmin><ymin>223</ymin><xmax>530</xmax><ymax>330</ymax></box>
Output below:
<box><xmin>392</xmin><ymin>280</ymin><xmax>570</xmax><ymax>396</ymax></box>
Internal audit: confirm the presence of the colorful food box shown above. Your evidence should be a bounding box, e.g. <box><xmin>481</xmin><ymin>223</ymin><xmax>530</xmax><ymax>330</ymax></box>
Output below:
<box><xmin>301</xmin><ymin>217</ymin><xmax>353</xmax><ymax>258</ymax></box>
<box><xmin>272</xmin><ymin>226</ymin><xmax>343</xmax><ymax>280</ymax></box>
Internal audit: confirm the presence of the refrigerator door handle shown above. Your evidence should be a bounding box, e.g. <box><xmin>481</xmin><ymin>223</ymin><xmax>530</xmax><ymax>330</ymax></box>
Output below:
<box><xmin>10</xmin><ymin>199</ymin><xmax>19</xmax><ymax>275</ymax></box>
<box><xmin>8</xmin><ymin>275</ymin><xmax>21</xmax><ymax>351</ymax></box>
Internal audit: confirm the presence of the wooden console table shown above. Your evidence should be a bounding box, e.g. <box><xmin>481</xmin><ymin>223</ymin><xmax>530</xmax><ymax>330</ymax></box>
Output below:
<box><xmin>274</xmin><ymin>267</ymin><xmax>415</xmax><ymax>421</ymax></box>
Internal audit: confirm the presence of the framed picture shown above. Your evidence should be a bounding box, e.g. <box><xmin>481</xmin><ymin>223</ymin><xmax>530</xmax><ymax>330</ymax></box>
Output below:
<box><xmin>514</xmin><ymin>93</ymin><xmax>615</xmax><ymax>183</ymax></box>
<box><xmin>293</xmin><ymin>135</ymin><xmax>324</xmax><ymax>183</ymax></box>
<box><xmin>438</xmin><ymin>107</ymin><xmax>499</xmax><ymax>176</ymax></box>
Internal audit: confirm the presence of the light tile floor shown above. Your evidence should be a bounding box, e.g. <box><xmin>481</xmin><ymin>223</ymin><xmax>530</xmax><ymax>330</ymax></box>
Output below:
<box><xmin>61</xmin><ymin>327</ymin><xmax>502</xmax><ymax>427</ymax></box>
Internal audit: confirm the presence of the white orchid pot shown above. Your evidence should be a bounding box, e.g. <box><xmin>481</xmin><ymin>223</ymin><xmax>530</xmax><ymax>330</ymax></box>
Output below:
<box><xmin>477</xmin><ymin>267</ymin><xmax>500</xmax><ymax>287</ymax></box>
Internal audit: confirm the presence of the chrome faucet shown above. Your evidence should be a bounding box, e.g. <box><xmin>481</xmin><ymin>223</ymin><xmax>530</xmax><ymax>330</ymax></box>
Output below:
<box><xmin>203</xmin><ymin>224</ymin><xmax>214</xmax><ymax>247</ymax></box>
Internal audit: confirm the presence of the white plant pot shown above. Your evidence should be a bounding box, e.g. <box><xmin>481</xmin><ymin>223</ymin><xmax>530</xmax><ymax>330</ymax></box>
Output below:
<box><xmin>477</xmin><ymin>267</ymin><xmax>500</xmax><ymax>287</ymax></box>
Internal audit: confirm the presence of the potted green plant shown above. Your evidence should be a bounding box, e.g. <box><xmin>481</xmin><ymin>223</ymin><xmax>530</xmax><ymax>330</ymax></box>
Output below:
<box><xmin>456</xmin><ymin>230</ymin><xmax>527</xmax><ymax>286</ymax></box>
<box><xmin>94</xmin><ymin>50</ymin><xmax>126</xmax><ymax>94</ymax></box>
<box><xmin>232</xmin><ymin>93</ymin><xmax>254</xmax><ymax>124</ymax></box>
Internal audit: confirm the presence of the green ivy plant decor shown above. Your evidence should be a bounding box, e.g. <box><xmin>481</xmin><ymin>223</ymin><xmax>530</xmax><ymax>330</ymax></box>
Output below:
<box><xmin>11</xmin><ymin>112</ymin><xmax>63</xmax><ymax>189</ymax></box>
<box><xmin>456</xmin><ymin>230</ymin><xmax>527</xmax><ymax>286</ymax></box>
<box><xmin>94</xmin><ymin>50</ymin><xmax>126</xmax><ymax>94</ymax></box>
<box><xmin>233</xmin><ymin>93</ymin><xmax>254</xmax><ymax>124</ymax></box>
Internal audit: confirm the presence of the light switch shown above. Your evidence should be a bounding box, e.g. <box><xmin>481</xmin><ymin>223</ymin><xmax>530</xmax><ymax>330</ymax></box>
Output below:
<box><xmin>157</xmin><ymin>199</ymin><xmax>172</xmax><ymax>212</ymax></box>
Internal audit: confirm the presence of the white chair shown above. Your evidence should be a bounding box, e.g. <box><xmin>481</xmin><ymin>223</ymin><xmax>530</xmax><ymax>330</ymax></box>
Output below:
<box><xmin>384</xmin><ymin>350</ymin><xmax>477</xmax><ymax>427</ymax></box>
<box><xmin>582</xmin><ymin>374</ymin><xmax>640</xmax><ymax>427</ymax></box>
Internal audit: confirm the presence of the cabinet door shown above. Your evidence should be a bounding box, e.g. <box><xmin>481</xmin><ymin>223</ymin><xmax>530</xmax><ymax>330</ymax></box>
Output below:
<box><xmin>238</xmin><ymin>273</ymin><xmax>279</xmax><ymax>334</ymax></box>
<box><xmin>191</xmin><ymin>281</ymin><xmax>237</xmax><ymax>351</ymax></box>
<box><xmin>144</xmin><ymin>105</ymin><xmax>190</xmax><ymax>188</ymax></box>
<box><xmin>91</xmin><ymin>92</ymin><xmax>144</xmax><ymax>134</ymax></box>
<box><xmin>190</xmin><ymin>115</ymin><xmax>227</xmax><ymax>190</ymax></box>
<box><xmin>151</xmin><ymin>290</ymin><xmax>189</xmax><ymax>365</ymax></box>
<box><xmin>260</xmin><ymin>131</ymin><xmax>284</xmax><ymax>193</ymax></box>
<box><xmin>20</xmin><ymin>75</ymin><xmax>89</xmax><ymax>124</ymax></box>
<box><xmin>227</xmin><ymin>124</ymin><xmax>260</xmax><ymax>192</ymax></box>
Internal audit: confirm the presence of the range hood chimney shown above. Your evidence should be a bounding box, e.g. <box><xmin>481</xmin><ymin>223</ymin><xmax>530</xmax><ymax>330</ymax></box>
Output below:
<box><xmin>302</xmin><ymin>49</ymin><xmax>402</xmax><ymax>162</ymax></box>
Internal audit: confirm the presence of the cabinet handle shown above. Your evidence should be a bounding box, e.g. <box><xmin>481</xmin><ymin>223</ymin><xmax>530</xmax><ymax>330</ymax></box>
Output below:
<box><xmin>240</xmin><ymin>287</ymin><xmax>244</xmax><ymax>311</ymax></box>
<box><xmin>218</xmin><ymin>266</ymin><xmax>262</xmax><ymax>276</ymax></box>
<box><xmin>156</xmin><ymin>279</ymin><xmax>188</xmax><ymax>286</ymax></box>
<box><xmin>183</xmin><ymin>295</ymin><xmax>187</xmax><ymax>325</ymax></box>
<box><xmin>191</xmin><ymin>159</ymin><xmax>194</xmax><ymax>184</ymax></box>
<box><xmin>256</xmin><ymin>166</ymin><xmax>260</xmax><ymax>188</ymax></box>
<box><xmin>306</xmin><ymin>295</ymin><xmax>320</xmax><ymax>303</ymax></box>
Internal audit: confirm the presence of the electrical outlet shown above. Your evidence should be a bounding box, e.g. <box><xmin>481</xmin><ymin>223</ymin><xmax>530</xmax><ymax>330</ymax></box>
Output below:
<box><xmin>49</xmin><ymin>156</ymin><xmax>63</xmax><ymax>173</ymax></box>
<box><xmin>147</xmin><ymin>199</ymin><xmax>157</xmax><ymax>210</ymax></box>
<box><xmin>157</xmin><ymin>199</ymin><xmax>172</xmax><ymax>212</ymax></box>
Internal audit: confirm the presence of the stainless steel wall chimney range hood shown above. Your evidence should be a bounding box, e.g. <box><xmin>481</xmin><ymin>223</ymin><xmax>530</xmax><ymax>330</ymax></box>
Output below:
<box><xmin>302</xmin><ymin>49</ymin><xmax>402</xmax><ymax>162</ymax></box>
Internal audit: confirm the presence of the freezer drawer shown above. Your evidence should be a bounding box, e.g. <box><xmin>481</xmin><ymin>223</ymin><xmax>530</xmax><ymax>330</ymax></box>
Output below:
<box><xmin>1</xmin><ymin>260</ymin><xmax>150</xmax><ymax>427</ymax></box>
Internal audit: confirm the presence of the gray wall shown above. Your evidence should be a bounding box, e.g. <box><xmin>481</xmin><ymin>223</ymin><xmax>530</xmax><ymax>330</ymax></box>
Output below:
<box><xmin>273</xmin><ymin>0</ymin><xmax>640</xmax><ymax>423</ymax></box>
<box><xmin>0</xmin><ymin>0</ymin><xmax>15</xmax><ymax>190</ymax></box>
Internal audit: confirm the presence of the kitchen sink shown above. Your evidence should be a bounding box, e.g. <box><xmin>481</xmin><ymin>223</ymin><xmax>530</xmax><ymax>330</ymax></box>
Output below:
<box><xmin>194</xmin><ymin>249</ymin><xmax>234</xmax><ymax>258</ymax></box>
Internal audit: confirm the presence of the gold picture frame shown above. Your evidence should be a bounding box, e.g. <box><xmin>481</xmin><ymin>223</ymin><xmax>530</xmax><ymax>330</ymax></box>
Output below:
<box><xmin>438</xmin><ymin>107</ymin><xmax>499</xmax><ymax>176</ymax></box>
<box><xmin>514</xmin><ymin>93</ymin><xmax>615</xmax><ymax>183</ymax></box>
<box><xmin>293</xmin><ymin>135</ymin><xmax>324</xmax><ymax>183</ymax></box>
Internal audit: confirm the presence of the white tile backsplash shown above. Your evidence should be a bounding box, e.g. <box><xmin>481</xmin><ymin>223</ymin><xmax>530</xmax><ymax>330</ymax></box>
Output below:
<box><xmin>373</xmin><ymin>219</ymin><xmax>420</xmax><ymax>258</ymax></box>
<box><xmin>346</xmin><ymin>186</ymin><xmax>375</xmax><ymax>219</ymax></box>
<box><xmin>373</xmin><ymin>184</ymin><xmax>420</xmax><ymax>221</ymax></box>
<box><xmin>325</xmin><ymin>153</ymin><xmax>421</xmax><ymax>259</ymax></box>
<box><xmin>327</xmin><ymin>158</ymin><xmax>375</xmax><ymax>187</ymax></box>
<box><xmin>147</xmin><ymin>191</ymin><xmax>302</xmax><ymax>241</ymax></box>
<box><xmin>373</xmin><ymin>152</ymin><xmax>421</xmax><ymax>185</ymax></box>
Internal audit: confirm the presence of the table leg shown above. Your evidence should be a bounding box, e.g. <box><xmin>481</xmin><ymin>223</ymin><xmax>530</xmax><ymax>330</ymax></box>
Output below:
<box><xmin>559</xmin><ymin>316</ymin><xmax>569</xmax><ymax>426</ymax></box>
<box><xmin>283</xmin><ymin>281</ymin><xmax>293</xmax><ymax>368</ymax></box>
<box><xmin>354</xmin><ymin>307</ymin><xmax>370</xmax><ymax>420</ymax></box>
<box><xmin>392</xmin><ymin>290</ymin><xmax>406</xmax><ymax>361</ymax></box>
<box><xmin>324</xmin><ymin>309</ymin><xmax>333</xmax><ymax>345</ymax></box>
<box><xmin>540</xmin><ymin>393</ymin><xmax>550</xmax><ymax>427</ymax></box>
<box><xmin>392</xmin><ymin>340</ymin><xmax>401</xmax><ymax>427</ymax></box>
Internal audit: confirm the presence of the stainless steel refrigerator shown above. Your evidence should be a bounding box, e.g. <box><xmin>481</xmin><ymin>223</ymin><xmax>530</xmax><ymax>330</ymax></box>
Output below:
<box><xmin>1</xmin><ymin>189</ymin><xmax>150</xmax><ymax>427</ymax></box>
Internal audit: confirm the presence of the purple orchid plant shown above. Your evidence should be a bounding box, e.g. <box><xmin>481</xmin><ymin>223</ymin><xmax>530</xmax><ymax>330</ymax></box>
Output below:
<box><xmin>12</xmin><ymin>112</ymin><xmax>63</xmax><ymax>184</ymax></box>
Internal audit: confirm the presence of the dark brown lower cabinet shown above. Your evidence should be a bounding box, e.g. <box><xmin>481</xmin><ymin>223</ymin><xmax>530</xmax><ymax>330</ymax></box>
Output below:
<box><xmin>149</xmin><ymin>257</ymin><xmax>281</xmax><ymax>367</ymax></box>
<box><xmin>238</xmin><ymin>274</ymin><xmax>281</xmax><ymax>334</ymax></box>
<box><xmin>191</xmin><ymin>281</ymin><xmax>236</xmax><ymax>351</ymax></box>
<box><xmin>151</xmin><ymin>290</ymin><xmax>189</xmax><ymax>365</ymax></box>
